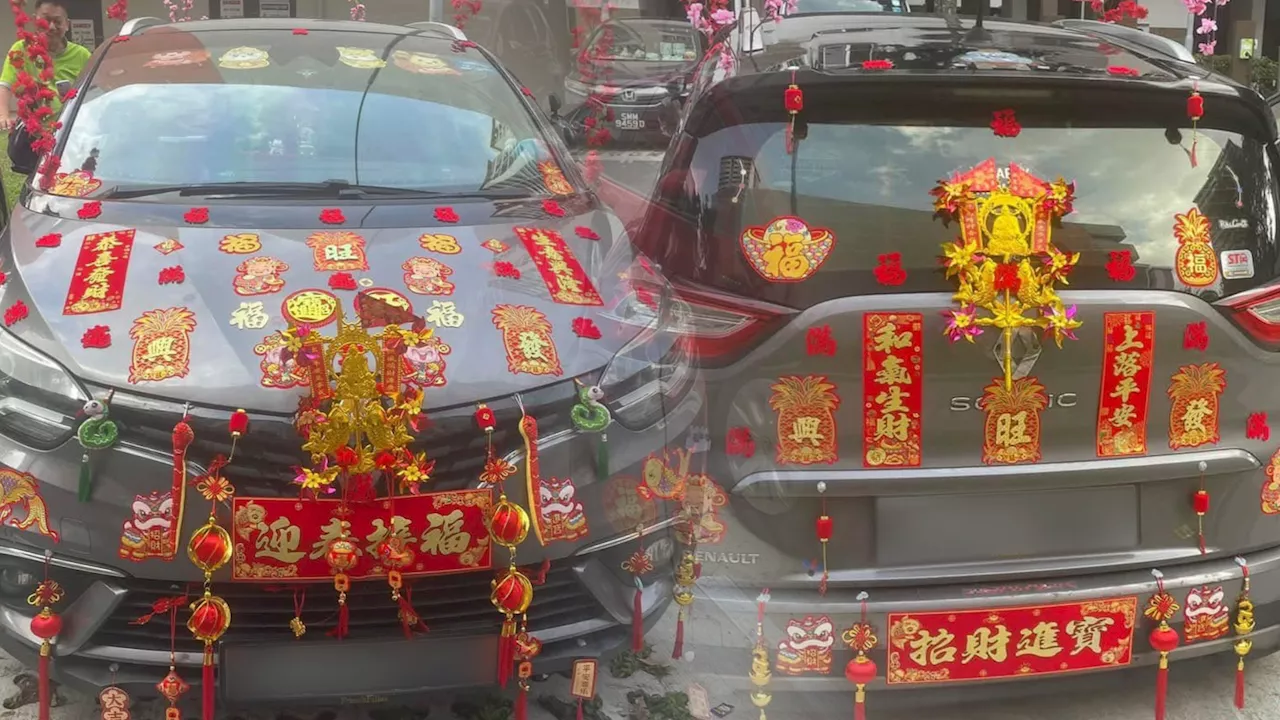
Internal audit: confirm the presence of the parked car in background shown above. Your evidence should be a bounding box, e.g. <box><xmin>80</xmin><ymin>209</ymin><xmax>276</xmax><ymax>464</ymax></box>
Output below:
<box><xmin>0</xmin><ymin>16</ymin><xmax>699</xmax><ymax>707</ymax></box>
<box><xmin>632</xmin><ymin>11</ymin><xmax>1280</xmax><ymax>703</ymax></box>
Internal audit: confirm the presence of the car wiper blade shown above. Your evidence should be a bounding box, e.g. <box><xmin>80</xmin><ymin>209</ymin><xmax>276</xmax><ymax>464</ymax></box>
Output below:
<box><xmin>101</xmin><ymin>182</ymin><xmax>542</xmax><ymax>200</ymax></box>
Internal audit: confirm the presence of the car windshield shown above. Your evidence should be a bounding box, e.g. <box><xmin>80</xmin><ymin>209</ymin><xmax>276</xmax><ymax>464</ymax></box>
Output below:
<box><xmin>56</xmin><ymin>27</ymin><xmax>552</xmax><ymax>195</ymax></box>
<box><xmin>591</xmin><ymin>21</ymin><xmax>699</xmax><ymax>62</ymax></box>
<box><xmin>794</xmin><ymin>0</ymin><xmax>905</xmax><ymax>11</ymax></box>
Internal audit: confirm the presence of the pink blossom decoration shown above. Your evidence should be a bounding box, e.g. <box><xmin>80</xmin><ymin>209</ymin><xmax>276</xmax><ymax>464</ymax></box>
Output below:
<box><xmin>1198</xmin><ymin>40</ymin><xmax>1217</xmax><ymax>55</ymax></box>
<box><xmin>1197</xmin><ymin>17</ymin><xmax>1217</xmax><ymax>34</ymax></box>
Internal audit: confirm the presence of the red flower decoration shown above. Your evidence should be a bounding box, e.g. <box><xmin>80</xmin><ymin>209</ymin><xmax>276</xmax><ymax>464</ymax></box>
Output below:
<box><xmin>334</xmin><ymin>445</ymin><xmax>360</xmax><ymax>469</ymax></box>
<box><xmin>806</xmin><ymin>325</ymin><xmax>837</xmax><ymax>356</ymax></box>
<box><xmin>81</xmin><ymin>325</ymin><xmax>111</xmax><ymax>349</ymax></box>
<box><xmin>1183</xmin><ymin>321</ymin><xmax>1209</xmax><ymax>351</ymax></box>
<box><xmin>862</xmin><ymin>59</ymin><xmax>894</xmax><ymax>70</ymax></box>
<box><xmin>575</xmin><ymin>226</ymin><xmax>600</xmax><ymax>241</ymax></box>
<box><xmin>1247</xmin><ymin>412</ymin><xmax>1271</xmax><ymax>442</ymax></box>
<box><xmin>0</xmin><ymin>272</ymin><xmax>8</xmax><ymax>286</ymax></box>
<box><xmin>991</xmin><ymin>109</ymin><xmax>1021</xmax><ymax>138</ymax></box>
<box><xmin>374</xmin><ymin>450</ymin><xmax>399</xmax><ymax>470</ymax></box>
<box><xmin>494</xmin><ymin>261</ymin><xmax>521</xmax><ymax>279</ymax></box>
<box><xmin>452</xmin><ymin>40</ymin><xmax>478</xmax><ymax>52</ymax></box>
<box><xmin>1106</xmin><ymin>250</ymin><xmax>1136</xmax><ymax>282</ymax></box>
<box><xmin>520</xmin><ymin>86</ymin><xmax>534</xmax><ymax>98</ymax></box>
<box><xmin>78</xmin><ymin>201</ymin><xmax>102</xmax><ymax>220</ymax></box>
<box><xmin>434</xmin><ymin>206</ymin><xmax>460</xmax><ymax>223</ymax></box>
<box><xmin>158</xmin><ymin>266</ymin><xmax>185</xmax><ymax>285</ymax></box>
<box><xmin>183</xmin><ymin>207</ymin><xmax>209</xmax><ymax>224</ymax></box>
<box><xmin>1107</xmin><ymin>66</ymin><xmax>1140</xmax><ymax>77</ymax></box>
<box><xmin>34</xmin><ymin>233</ymin><xmax>60</xmax><ymax>248</ymax></box>
<box><xmin>292</xmin><ymin>28</ymin><xmax>309</xmax><ymax>34</ymax></box>
<box><xmin>542</xmin><ymin>200</ymin><xmax>565</xmax><ymax>217</ymax></box>
<box><xmin>571</xmin><ymin>317</ymin><xmax>602</xmax><ymax>339</ymax></box>
<box><xmin>993</xmin><ymin>263</ymin><xmax>1022</xmax><ymax>293</ymax></box>
<box><xmin>62</xmin><ymin>87</ymin><xmax>76</xmax><ymax>101</ymax></box>
<box><xmin>319</xmin><ymin>208</ymin><xmax>345</xmax><ymax>225</ymax></box>
<box><xmin>4</xmin><ymin>300</ymin><xmax>28</xmax><ymax>327</ymax></box>
<box><xmin>329</xmin><ymin>272</ymin><xmax>357</xmax><ymax>291</ymax></box>
<box><xmin>726</xmin><ymin>427</ymin><xmax>755</xmax><ymax>458</ymax></box>
<box><xmin>873</xmin><ymin>253</ymin><xmax>907</xmax><ymax>286</ymax></box>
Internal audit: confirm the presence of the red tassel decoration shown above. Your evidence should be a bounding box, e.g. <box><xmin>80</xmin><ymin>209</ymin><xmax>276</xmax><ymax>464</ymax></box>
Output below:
<box><xmin>497</xmin><ymin>616</ymin><xmax>516</xmax><ymax>687</ymax></box>
<box><xmin>1145</xmin><ymin>570</ymin><xmax>1180</xmax><ymax>720</ymax></box>
<box><xmin>576</xmin><ymin>699</ymin><xmax>584</xmax><ymax>720</ymax></box>
<box><xmin>227</xmin><ymin>408</ymin><xmax>249</xmax><ymax>461</ymax></box>
<box><xmin>27</xmin><ymin>566</ymin><xmax>63</xmax><ymax>720</ymax></box>
<box><xmin>512</xmin><ymin>618</ymin><xmax>540</xmax><ymax>720</ymax></box>
<box><xmin>1187</xmin><ymin>84</ymin><xmax>1203</xmax><ymax>169</ymax></box>
<box><xmin>842</xmin><ymin>591</ymin><xmax>877</xmax><ymax>720</ymax></box>
<box><xmin>816</xmin><ymin>481</ymin><xmax>832</xmax><ymax>595</ymax></box>
<box><xmin>632</xmin><ymin>578</ymin><xmax>644</xmax><ymax>652</ymax></box>
<box><xmin>1193</xmin><ymin>461</ymin><xmax>1209</xmax><ymax>554</ymax></box>
<box><xmin>1233</xmin><ymin>556</ymin><xmax>1254</xmax><ymax>709</ymax></box>
<box><xmin>671</xmin><ymin>550</ymin><xmax>697</xmax><ymax>660</ymax></box>
<box><xmin>515</xmin><ymin>687</ymin><xmax>527</xmax><ymax>720</ymax></box>
<box><xmin>201</xmin><ymin>647</ymin><xmax>215</xmax><ymax>720</ymax></box>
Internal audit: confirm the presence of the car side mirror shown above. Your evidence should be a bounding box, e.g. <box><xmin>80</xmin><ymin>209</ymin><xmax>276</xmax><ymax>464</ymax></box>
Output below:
<box><xmin>7</xmin><ymin>124</ymin><xmax>37</xmax><ymax>175</ymax></box>
<box><xmin>548</xmin><ymin>93</ymin><xmax>563</xmax><ymax>118</ymax></box>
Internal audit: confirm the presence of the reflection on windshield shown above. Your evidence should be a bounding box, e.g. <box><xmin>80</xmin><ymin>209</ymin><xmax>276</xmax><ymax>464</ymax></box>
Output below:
<box><xmin>592</xmin><ymin>22</ymin><xmax>698</xmax><ymax>62</ymax></box>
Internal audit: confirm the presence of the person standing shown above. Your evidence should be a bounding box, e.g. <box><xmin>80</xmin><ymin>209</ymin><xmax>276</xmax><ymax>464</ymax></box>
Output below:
<box><xmin>0</xmin><ymin>0</ymin><xmax>90</xmax><ymax>131</ymax></box>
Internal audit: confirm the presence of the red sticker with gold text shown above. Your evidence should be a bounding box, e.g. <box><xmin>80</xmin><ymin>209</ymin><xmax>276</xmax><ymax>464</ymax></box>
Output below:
<box><xmin>514</xmin><ymin>227</ymin><xmax>603</xmax><ymax>306</ymax></box>
<box><xmin>539</xmin><ymin>161</ymin><xmax>574</xmax><ymax>196</ymax></box>
<box><xmin>281</xmin><ymin>289</ymin><xmax>339</xmax><ymax>328</ymax></box>
<box><xmin>1168</xmin><ymin>362</ymin><xmax>1227</xmax><ymax>449</ymax></box>
<box><xmin>770</xmin><ymin>375</ymin><xmax>840</xmax><ymax>465</ymax></box>
<box><xmin>863</xmin><ymin>313</ymin><xmax>922</xmax><ymax>468</ymax></box>
<box><xmin>980</xmin><ymin>377</ymin><xmax>1047</xmax><ymax>465</ymax></box>
<box><xmin>63</xmin><ymin>229</ymin><xmax>135</xmax><ymax>315</ymax></box>
<box><xmin>306</xmin><ymin>231</ymin><xmax>368</xmax><ymax>272</ymax></box>
<box><xmin>1096</xmin><ymin>312</ymin><xmax>1154</xmax><ymax>457</ymax></box>
<box><xmin>128</xmin><ymin>307</ymin><xmax>196</xmax><ymax>383</ymax></box>
<box><xmin>1173</xmin><ymin>207</ymin><xmax>1219</xmax><ymax>287</ymax></box>
<box><xmin>492</xmin><ymin>304</ymin><xmax>562</xmax><ymax>376</ymax></box>
<box><xmin>233</xmin><ymin>256</ymin><xmax>289</xmax><ymax>296</ymax></box>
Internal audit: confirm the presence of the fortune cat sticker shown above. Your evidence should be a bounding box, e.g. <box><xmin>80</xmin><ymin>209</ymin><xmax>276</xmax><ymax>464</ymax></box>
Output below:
<box><xmin>740</xmin><ymin>216</ymin><xmax>835</xmax><ymax>283</ymax></box>
<box><xmin>219</xmin><ymin>47</ymin><xmax>270</xmax><ymax>69</ymax></box>
<box><xmin>233</xmin><ymin>256</ymin><xmax>288</xmax><ymax>296</ymax></box>
<box><xmin>337</xmin><ymin>47</ymin><xmax>387</xmax><ymax>69</ymax></box>
<box><xmin>392</xmin><ymin>50</ymin><xmax>458</xmax><ymax>75</ymax></box>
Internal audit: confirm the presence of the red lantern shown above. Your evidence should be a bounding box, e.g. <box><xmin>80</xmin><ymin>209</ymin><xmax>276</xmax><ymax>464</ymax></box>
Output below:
<box><xmin>29</xmin><ymin>607</ymin><xmax>61</xmax><ymax>641</ymax></box>
<box><xmin>1187</xmin><ymin>92</ymin><xmax>1204</xmax><ymax>121</ymax></box>
<box><xmin>325</xmin><ymin>537</ymin><xmax>360</xmax><ymax>572</ymax></box>
<box><xmin>187</xmin><ymin>522</ymin><xmax>232</xmax><ymax>573</ymax></box>
<box><xmin>491</xmin><ymin>570</ymin><xmax>533</xmax><ymax>615</ymax></box>
<box><xmin>476</xmin><ymin>403</ymin><xmax>496</xmax><ymax>432</ymax></box>
<box><xmin>490</xmin><ymin>497</ymin><xmax>530</xmax><ymax>548</ymax></box>
<box><xmin>784</xmin><ymin>84</ymin><xmax>803</xmax><ymax>114</ymax></box>
<box><xmin>187</xmin><ymin>595</ymin><xmax>231</xmax><ymax>642</ymax></box>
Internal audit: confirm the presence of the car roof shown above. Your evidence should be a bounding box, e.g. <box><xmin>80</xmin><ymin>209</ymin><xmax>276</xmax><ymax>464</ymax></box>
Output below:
<box><xmin>724</xmin><ymin>13</ymin><xmax>1225</xmax><ymax>90</ymax></box>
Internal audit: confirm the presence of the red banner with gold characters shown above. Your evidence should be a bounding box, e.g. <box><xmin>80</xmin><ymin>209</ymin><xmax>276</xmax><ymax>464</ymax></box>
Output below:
<box><xmin>863</xmin><ymin>313</ymin><xmax>922</xmax><ymax>468</ymax></box>
<box><xmin>230</xmin><ymin>489</ymin><xmax>492</xmax><ymax>581</ymax></box>
<box><xmin>63</xmin><ymin>229</ymin><xmax>135</xmax><ymax>315</ymax></box>
<box><xmin>886</xmin><ymin>597</ymin><xmax>1137</xmax><ymax>684</ymax></box>
<box><xmin>514</xmin><ymin>227</ymin><xmax>602</xmax><ymax>306</ymax></box>
<box><xmin>1096</xmin><ymin>312</ymin><xmax>1154</xmax><ymax>457</ymax></box>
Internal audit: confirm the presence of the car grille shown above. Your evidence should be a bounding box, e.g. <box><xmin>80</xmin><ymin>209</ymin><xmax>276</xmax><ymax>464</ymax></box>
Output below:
<box><xmin>91</xmin><ymin>563</ymin><xmax>605</xmax><ymax>653</ymax></box>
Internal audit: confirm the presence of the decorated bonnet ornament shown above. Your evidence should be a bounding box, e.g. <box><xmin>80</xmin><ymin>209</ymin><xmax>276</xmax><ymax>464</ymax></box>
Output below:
<box><xmin>76</xmin><ymin>392</ymin><xmax>119</xmax><ymax>501</ymax></box>
<box><xmin>571</xmin><ymin>381</ymin><xmax>612</xmax><ymax>477</ymax></box>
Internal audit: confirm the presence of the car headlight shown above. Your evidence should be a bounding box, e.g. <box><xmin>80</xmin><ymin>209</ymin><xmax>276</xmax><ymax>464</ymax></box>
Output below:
<box><xmin>0</xmin><ymin>329</ymin><xmax>88</xmax><ymax>449</ymax></box>
<box><xmin>598</xmin><ymin>280</ymin><xmax>695</xmax><ymax>431</ymax></box>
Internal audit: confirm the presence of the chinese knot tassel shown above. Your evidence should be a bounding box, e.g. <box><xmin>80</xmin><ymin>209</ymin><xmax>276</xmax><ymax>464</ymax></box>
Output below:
<box><xmin>816</xmin><ymin>481</ymin><xmax>832</xmax><ymax>595</ymax></box>
<box><xmin>576</xmin><ymin>699</ymin><xmax>585</xmax><ymax>720</ymax></box>
<box><xmin>1188</xmin><ymin>85</ymin><xmax>1203</xmax><ymax>169</ymax></box>
<box><xmin>77</xmin><ymin>452</ymin><xmax>92</xmax><ymax>502</ymax></box>
<box><xmin>1146</xmin><ymin>570</ymin><xmax>1180</xmax><ymax>720</ymax></box>
<box><xmin>36</xmin><ymin>638</ymin><xmax>51</xmax><ymax>720</ymax></box>
<box><xmin>855</xmin><ymin>688</ymin><xmax>867</xmax><ymax>720</ymax></box>
<box><xmin>631</xmin><ymin>581</ymin><xmax>644</xmax><ymax>652</ymax></box>
<box><xmin>497</xmin><ymin>616</ymin><xmax>516</xmax><ymax>688</ymax></box>
<box><xmin>332</xmin><ymin>602</ymin><xmax>349</xmax><ymax>640</ymax></box>
<box><xmin>1235</xmin><ymin>658</ymin><xmax>1246</xmax><ymax>709</ymax></box>
<box><xmin>515</xmin><ymin>680</ymin><xmax>528</xmax><ymax>720</ymax></box>
<box><xmin>201</xmin><ymin>645</ymin><xmax>215</xmax><ymax>720</ymax></box>
<box><xmin>672</xmin><ymin>607</ymin><xmax>686</xmax><ymax>660</ymax></box>
<box><xmin>1233</xmin><ymin>557</ymin><xmax>1254</xmax><ymax>709</ymax></box>
<box><xmin>28</xmin><ymin>578</ymin><xmax>62</xmax><ymax>720</ymax></box>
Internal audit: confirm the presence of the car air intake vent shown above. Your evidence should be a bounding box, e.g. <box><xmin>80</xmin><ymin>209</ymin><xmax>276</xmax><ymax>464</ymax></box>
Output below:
<box><xmin>819</xmin><ymin>44</ymin><xmax>852</xmax><ymax>70</ymax></box>
<box><xmin>718</xmin><ymin>156</ymin><xmax>754</xmax><ymax>194</ymax></box>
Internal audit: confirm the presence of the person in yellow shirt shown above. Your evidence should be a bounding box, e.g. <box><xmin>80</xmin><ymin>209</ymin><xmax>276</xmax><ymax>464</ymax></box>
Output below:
<box><xmin>0</xmin><ymin>0</ymin><xmax>90</xmax><ymax>131</ymax></box>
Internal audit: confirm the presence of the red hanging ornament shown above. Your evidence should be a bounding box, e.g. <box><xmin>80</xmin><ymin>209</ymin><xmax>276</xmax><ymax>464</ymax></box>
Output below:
<box><xmin>512</xmin><ymin>620</ymin><xmax>541</xmax><ymax>720</ymax></box>
<box><xmin>671</xmin><ymin>550</ymin><xmax>698</xmax><ymax>660</ymax></box>
<box><xmin>569</xmin><ymin>659</ymin><xmax>598</xmax><ymax>720</ymax></box>
<box><xmin>1191</xmin><ymin>459</ymin><xmax>1210</xmax><ymax>554</ymax></box>
<box><xmin>26</xmin><ymin>567</ymin><xmax>62</xmax><ymax>720</ymax></box>
<box><xmin>1183</xmin><ymin>321</ymin><xmax>1209</xmax><ymax>351</ymax></box>
<box><xmin>488</xmin><ymin>406</ymin><xmax>532</xmax><ymax>691</ymax></box>
<box><xmin>1246</xmin><ymin>412</ymin><xmax>1270</xmax><ymax>442</ymax></box>
<box><xmin>990</xmin><ymin>109</ymin><xmax>1021</xmax><ymax>138</ymax></box>
<box><xmin>1145</xmin><ymin>569</ymin><xmax>1181</xmax><ymax>720</ymax></box>
<box><xmin>1188</xmin><ymin>84</ymin><xmax>1204</xmax><ymax>168</ymax></box>
<box><xmin>151</xmin><ymin>594</ymin><xmax>191</xmax><ymax>720</ymax></box>
<box><xmin>1233</xmin><ymin>556</ymin><xmax>1254</xmax><ymax>709</ymax></box>
<box><xmin>842</xmin><ymin>592</ymin><xmax>877</xmax><ymax>720</ymax></box>
<box><xmin>228</xmin><ymin>408</ymin><xmax>249</xmax><ymax>461</ymax></box>
<box><xmin>784</xmin><ymin>71</ymin><xmax>802</xmax><ymax>154</ymax></box>
<box><xmin>324</xmin><ymin>534</ymin><xmax>359</xmax><ymax>639</ymax></box>
<box><xmin>816</xmin><ymin>481</ymin><xmax>832</xmax><ymax>595</ymax></box>
<box><xmin>748</xmin><ymin>590</ymin><xmax>772</xmax><ymax>720</ymax></box>
<box><xmin>491</xmin><ymin>567</ymin><xmax>533</xmax><ymax>687</ymax></box>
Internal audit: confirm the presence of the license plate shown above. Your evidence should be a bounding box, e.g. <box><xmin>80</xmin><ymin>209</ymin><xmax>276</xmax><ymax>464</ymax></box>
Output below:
<box><xmin>886</xmin><ymin>597</ymin><xmax>1137</xmax><ymax>684</ymax></box>
<box><xmin>615</xmin><ymin>112</ymin><xmax>645</xmax><ymax>130</ymax></box>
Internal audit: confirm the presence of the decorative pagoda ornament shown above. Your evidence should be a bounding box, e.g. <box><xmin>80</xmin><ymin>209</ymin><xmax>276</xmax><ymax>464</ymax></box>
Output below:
<box><xmin>1145</xmin><ymin>569</ymin><xmax>1181</xmax><ymax>720</ymax></box>
<box><xmin>1233</xmin><ymin>556</ymin><xmax>1254</xmax><ymax>709</ymax></box>
<box><xmin>749</xmin><ymin>590</ymin><xmax>773</xmax><ymax>720</ymax></box>
<box><xmin>26</xmin><ymin>556</ymin><xmax>62</xmax><ymax>720</ymax></box>
<box><xmin>816</xmin><ymin>481</ymin><xmax>832</xmax><ymax>594</ymax></box>
<box><xmin>932</xmin><ymin>159</ymin><xmax>1081</xmax><ymax>465</ymax></box>
<box><xmin>842</xmin><ymin>591</ymin><xmax>878</xmax><ymax>720</ymax></box>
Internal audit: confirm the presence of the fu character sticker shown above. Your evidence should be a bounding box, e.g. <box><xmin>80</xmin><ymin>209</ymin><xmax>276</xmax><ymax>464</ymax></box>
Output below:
<box><xmin>740</xmin><ymin>216</ymin><xmax>835</xmax><ymax>283</ymax></box>
<box><xmin>220</xmin><ymin>233</ymin><xmax>261</xmax><ymax>254</ymax></box>
<box><xmin>337</xmin><ymin>47</ymin><xmax>387</xmax><ymax>69</ymax></box>
<box><xmin>219</xmin><ymin>47</ymin><xmax>270</xmax><ymax>69</ymax></box>
<box><xmin>1221</xmin><ymin>249</ymin><xmax>1254</xmax><ymax>280</ymax></box>
<box><xmin>233</xmin><ymin>257</ymin><xmax>288</xmax><ymax>296</ymax></box>
<box><xmin>129</xmin><ymin>307</ymin><xmax>197</xmax><ymax>383</ymax></box>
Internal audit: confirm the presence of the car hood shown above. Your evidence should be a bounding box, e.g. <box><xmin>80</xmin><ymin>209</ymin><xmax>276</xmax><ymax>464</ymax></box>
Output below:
<box><xmin>2</xmin><ymin>196</ymin><xmax>641</xmax><ymax>413</ymax></box>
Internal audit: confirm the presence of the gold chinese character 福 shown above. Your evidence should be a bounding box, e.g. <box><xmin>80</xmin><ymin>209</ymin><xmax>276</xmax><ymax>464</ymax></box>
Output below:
<box><xmin>419</xmin><ymin>509</ymin><xmax>472</xmax><ymax>556</ymax></box>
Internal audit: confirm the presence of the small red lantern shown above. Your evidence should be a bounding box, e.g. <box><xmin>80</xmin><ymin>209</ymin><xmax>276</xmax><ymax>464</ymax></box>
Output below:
<box><xmin>27</xmin><ymin>578</ymin><xmax>63</xmax><ymax>720</ymax></box>
<box><xmin>815</xmin><ymin>481</ymin><xmax>832</xmax><ymax>595</ymax></box>
<box><xmin>29</xmin><ymin>607</ymin><xmax>61</xmax><ymax>641</ymax></box>
<box><xmin>784</xmin><ymin>84</ymin><xmax>803</xmax><ymax>114</ymax></box>
<box><xmin>476</xmin><ymin>403</ymin><xmax>497</xmax><ymax>432</ymax></box>
<box><xmin>490</xmin><ymin>497</ymin><xmax>530</xmax><ymax>549</ymax></box>
<box><xmin>187</xmin><ymin>595</ymin><xmax>231</xmax><ymax>642</ymax></box>
<box><xmin>491</xmin><ymin>569</ymin><xmax>533</xmax><ymax>615</ymax></box>
<box><xmin>187</xmin><ymin>522</ymin><xmax>232</xmax><ymax>572</ymax></box>
<box><xmin>228</xmin><ymin>409</ymin><xmax>249</xmax><ymax>436</ymax></box>
<box><xmin>325</xmin><ymin>537</ymin><xmax>360</xmax><ymax>572</ymax></box>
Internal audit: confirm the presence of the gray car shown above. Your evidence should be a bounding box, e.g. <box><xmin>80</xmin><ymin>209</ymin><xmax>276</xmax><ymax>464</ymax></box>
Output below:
<box><xmin>629</xmin><ymin>10</ymin><xmax>1280</xmax><ymax>709</ymax></box>
<box><xmin>0</xmin><ymin>18</ymin><xmax>699</xmax><ymax>708</ymax></box>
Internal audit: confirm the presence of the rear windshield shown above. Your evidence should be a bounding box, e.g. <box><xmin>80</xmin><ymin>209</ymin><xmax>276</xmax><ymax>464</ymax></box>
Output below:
<box><xmin>650</xmin><ymin>81</ymin><xmax>1280</xmax><ymax>307</ymax></box>
<box><xmin>55</xmin><ymin>27</ymin><xmax>555</xmax><ymax>195</ymax></box>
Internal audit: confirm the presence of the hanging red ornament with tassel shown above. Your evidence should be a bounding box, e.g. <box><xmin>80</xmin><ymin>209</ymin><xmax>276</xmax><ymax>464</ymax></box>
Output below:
<box><xmin>784</xmin><ymin>70</ymin><xmax>803</xmax><ymax>154</ymax></box>
<box><xmin>842</xmin><ymin>591</ymin><xmax>877</xmax><ymax>720</ymax></box>
<box><xmin>324</xmin><ymin>531</ymin><xmax>359</xmax><ymax>639</ymax></box>
<box><xmin>1144</xmin><ymin>569</ymin><xmax>1180</xmax><ymax>720</ymax></box>
<box><xmin>489</xmin><ymin>489</ymin><xmax>530</xmax><ymax>687</ymax></box>
<box><xmin>512</xmin><ymin>618</ymin><xmax>541</xmax><ymax>720</ymax></box>
<box><xmin>227</xmin><ymin>408</ymin><xmax>248</xmax><ymax>460</ymax></box>
<box><xmin>1187</xmin><ymin>83</ymin><xmax>1203</xmax><ymax>168</ymax></box>
<box><xmin>1192</xmin><ymin>460</ymin><xmax>1209</xmax><ymax>554</ymax></box>
<box><xmin>1233</xmin><ymin>556</ymin><xmax>1254</xmax><ymax>709</ymax></box>
<box><xmin>621</xmin><ymin>524</ymin><xmax>653</xmax><ymax>653</ymax></box>
<box><xmin>154</xmin><ymin>592</ymin><xmax>191</xmax><ymax>720</ymax></box>
<box><xmin>816</xmin><ymin>481</ymin><xmax>832</xmax><ymax>595</ymax></box>
<box><xmin>491</xmin><ymin>566</ymin><xmax>534</xmax><ymax>688</ymax></box>
<box><xmin>671</xmin><ymin>549</ymin><xmax>698</xmax><ymax>660</ymax></box>
<box><xmin>26</xmin><ymin>558</ymin><xmax>62</xmax><ymax>720</ymax></box>
<box><xmin>569</xmin><ymin>659</ymin><xmax>598</xmax><ymax>720</ymax></box>
<box><xmin>187</xmin><ymin>516</ymin><xmax>232</xmax><ymax>720</ymax></box>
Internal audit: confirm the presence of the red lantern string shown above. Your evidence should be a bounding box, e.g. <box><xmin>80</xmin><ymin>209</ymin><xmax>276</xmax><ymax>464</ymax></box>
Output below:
<box><xmin>227</xmin><ymin>409</ymin><xmax>248</xmax><ymax>461</ymax></box>
<box><xmin>1145</xmin><ymin>569</ymin><xmax>1180</xmax><ymax>720</ymax></box>
<box><xmin>784</xmin><ymin>70</ymin><xmax>803</xmax><ymax>155</ymax></box>
<box><xmin>816</xmin><ymin>481</ymin><xmax>832</xmax><ymax>595</ymax></box>
<box><xmin>1192</xmin><ymin>460</ymin><xmax>1209</xmax><ymax>554</ymax></box>
<box><xmin>1233</xmin><ymin>556</ymin><xmax>1253</xmax><ymax>709</ymax></box>
<box><xmin>842</xmin><ymin>591</ymin><xmax>877</xmax><ymax>720</ymax></box>
<box><xmin>26</xmin><ymin>553</ymin><xmax>61</xmax><ymax>720</ymax></box>
<box><xmin>1188</xmin><ymin>82</ymin><xmax>1203</xmax><ymax>169</ymax></box>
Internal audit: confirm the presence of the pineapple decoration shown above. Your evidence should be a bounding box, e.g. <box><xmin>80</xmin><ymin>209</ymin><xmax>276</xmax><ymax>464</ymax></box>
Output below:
<box><xmin>769</xmin><ymin>375</ymin><xmax>840</xmax><ymax>465</ymax></box>
<box><xmin>932</xmin><ymin>159</ymin><xmax>1081</xmax><ymax>465</ymax></box>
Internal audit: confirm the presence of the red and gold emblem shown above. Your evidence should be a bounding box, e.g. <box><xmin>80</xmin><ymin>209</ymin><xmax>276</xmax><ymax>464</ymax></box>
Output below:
<box><xmin>538</xmin><ymin>161</ymin><xmax>574</xmax><ymax>196</ymax></box>
<box><xmin>482</xmin><ymin>239</ymin><xmax>509</xmax><ymax>253</ymax></box>
<box><xmin>739</xmin><ymin>216</ymin><xmax>834</xmax><ymax>283</ymax></box>
<box><xmin>676</xmin><ymin>474</ymin><xmax>728</xmax><ymax>545</ymax></box>
<box><xmin>49</xmin><ymin>171</ymin><xmax>102</xmax><ymax>198</ymax></box>
<box><xmin>402</xmin><ymin>257</ymin><xmax>455</xmax><ymax>295</ymax></box>
<box><xmin>233</xmin><ymin>256</ymin><xmax>288</xmax><ymax>296</ymax></box>
<box><xmin>219</xmin><ymin>233</ymin><xmax>261</xmax><ymax>254</ymax></box>
<box><xmin>281</xmin><ymin>289</ymin><xmax>339</xmax><ymax>328</ymax></box>
<box><xmin>863</xmin><ymin>313</ymin><xmax>922</xmax><ymax>468</ymax></box>
<box><xmin>492</xmin><ymin>304</ymin><xmax>562</xmax><ymax>376</ymax></box>
<box><xmin>306</xmin><ymin>231</ymin><xmax>368</xmax><ymax>272</ymax></box>
<box><xmin>980</xmin><ymin>376</ymin><xmax>1047</xmax><ymax>465</ymax></box>
<box><xmin>1263</xmin><ymin>448</ymin><xmax>1280</xmax><ymax>514</ymax></box>
<box><xmin>1096</xmin><ymin>312</ymin><xmax>1154</xmax><ymax>457</ymax></box>
<box><xmin>128</xmin><ymin>307</ymin><xmax>197</xmax><ymax>383</ymax></box>
<box><xmin>63</xmin><ymin>230</ymin><xmax>135</xmax><ymax>315</ymax></box>
<box><xmin>769</xmin><ymin>375</ymin><xmax>840</xmax><ymax>465</ymax></box>
<box><xmin>1173</xmin><ymin>207</ymin><xmax>1218</xmax><ymax>287</ymax></box>
<box><xmin>1183</xmin><ymin>585</ymin><xmax>1229</xmax><ymax>642</ymax></box>
<box><xmin>1167</xmin><ymin>362</ymin><xmax>1226</xmax><ymax>449</ymax></box>
<box><xmin>418</xmin><ymin>233</ymin><xmax>462</xmax><ymax>255</ymax></box>
<box><xmin>514</xmin><ymin>227</ymin><xmax>602</xmax><ymax>305</ymax></box>
<box><xmin>775</xmin><ymin>616</ymin><xmax>835</xmax><ymax>676</ymax></box>
<box><xmin>0</xmin><ymin>467</ymin><xmax>58</xmax><ymax>541</ymax></box>
<box><xmin>253</xmin><ymin>330</ymin><xmax>308</xmax><ymax>390</ymax></box>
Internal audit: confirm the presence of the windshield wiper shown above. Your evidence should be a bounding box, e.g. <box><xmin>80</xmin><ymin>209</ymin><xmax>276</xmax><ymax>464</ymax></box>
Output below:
<box><xmin>101</xmin><ymin>181</ymin><xmax>538</xmax><ymax>200</ymax></box>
